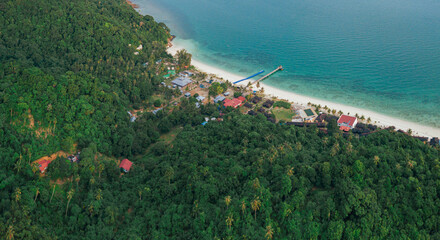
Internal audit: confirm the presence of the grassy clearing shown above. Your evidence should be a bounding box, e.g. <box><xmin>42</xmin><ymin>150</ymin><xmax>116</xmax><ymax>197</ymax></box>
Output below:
<box><xmin>272</xmin><ymin>107</ymin><xmax>296</xmax><ymax>122</ymax></box>
<box><xmin>159</xmin><ymin>127</ymin><xmax>183</xmax><ymax>144</ymax></box>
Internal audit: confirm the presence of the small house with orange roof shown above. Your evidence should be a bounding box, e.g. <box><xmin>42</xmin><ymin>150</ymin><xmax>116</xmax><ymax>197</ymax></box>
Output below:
<box><xmin>224</xmin><ymin>96</ymin><xmax>246</xmax><ymax>108</ymax></box>
<box><xmin>38</xmin><ymin>160</ymin><xmax>51</xmax><ymax>173</ymax></box>
<box><xmin>119</xmin><ymin>159</ymin><xmax>133</xmax><ymax>173</ymax></box>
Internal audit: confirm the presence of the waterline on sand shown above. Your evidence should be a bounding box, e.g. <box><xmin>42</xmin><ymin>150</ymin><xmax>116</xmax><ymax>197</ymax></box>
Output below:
<box><xmin>168</xmin><ymin>40</ymin><xmax>440</xmax><ymax>139</ymax></box>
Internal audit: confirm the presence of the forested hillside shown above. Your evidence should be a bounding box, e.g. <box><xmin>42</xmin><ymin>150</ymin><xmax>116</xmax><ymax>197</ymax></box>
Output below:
<box><xmin>0</xmin><ymin>0</ymin><xmax>170</xmax><ymax>158</ymax></box>
<box><xmin>1</xmin><ymin>0</ymin><xmax>440</xmax><ymax>239</ymax></box>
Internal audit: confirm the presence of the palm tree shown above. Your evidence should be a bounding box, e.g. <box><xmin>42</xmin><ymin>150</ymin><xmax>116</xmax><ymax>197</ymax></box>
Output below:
<box><xmin>65</xmin><ymin>189</ymin><xmax>74</xmax><ymax>216</ymax></box>
<box><xmin>226</xmin><ymin>214</ymin><xmax>234</xmax><ymax>230</ymax></box>
<box><xmin>346</xmin><ymin>142</ymin><xmax>353</xmax><ymax>154</ymax></box>
<box><xmin>6</xmin><ymin>225</ymin><xmax>14</xmax><ymax>240</ymax></box>
<box><xmin>367</xmin><ymin>117</ymin><xmax>371</xmax><ymax>123</ymax></box>
<box><xmin>331</xmin><ymin>143</ymin><xmax>340</xmax><ymax>156</ymax></box>
<box><xmin>34</xmin><ymin>187</ymin><xmax>40</xmax><ymax>202</ymax></box>
<box><xmin>165</xmin><ymin>167</ymin><xmax>174</xmax><ymax>185</ymax></box>
<box><xmin>338</xmin><ymin>110</ymin><xmax>343</xmax><ymax>116</ymax></box>
<box><xmin>14</xmin><ymin>188</ymin><xmax>21</xmax><ymax>203</ymax></box>
<box><xmin>374</xmin><ymin>156</ymin><xmax>380</xmax><ymax>165</ymax></box>
<box><xmin>31</xmin><ymin>162</ymin><xmax>39</xmax><ymax>174</ymax></box>
<box><xmin>295</xmin><ymin>142</ymin><xmax>302</xmax><ymax>151</ymax></box>
<box><xmin>225</xmin><ymin>196</ymin><xmax>231</xmax><ymax>209</ymax></box>
<box><xmin>50</xmin><ymin>184</ymin><xmax>56</xmax><ymax>203</ymax></box>
<box><xmin>95</xmin><ymin>189</ymin><xmax>103</xmax><ymax>201</ymax></box>
<box><xmin>75</xmin><ymin>176</ymin><xmax>80</xmax><ymax>189</ymax></box>
<box><xmin>265</xmin><ymin>225</ymin><xmax>274</xmax><ymax>240</ymax></box>
<box><xmin>88</xmin><ymin>203</ymin><xmax>94</xmax><ymax>216</ymax></box>
<box><xmin>138</xmin><ymin>189</ymin><xmax>143</xmax><ymax>200</ymax></box>
<box><xmin>241</xmin><ymin>200</ymin><xmax>246</xmax><ymax>215</ymax></box>
<box><xmin>322</xmin><ymin>137</ymin><xmax>329</xmax><ymax>146</ymax></box>
<box><xmin>253</xmin><ymin>178</ymin><xmax>261</xmax><ymax>191</ymax></box>
<box><xmin>287</xmin><ymin>166</ymin><xmax>294</xmax><ymax>177</ymax></box>
<box><xmin>331</xmin><ymin>109</ymin><xmax>336</xmax><ymax>115</ymax></box>
<box><xmin>251</xmin><ymin>197</ymin><xmax>261</xmax><ymax>220</ymax></box>
<box><xmin>98</xmin><ymin>163</ymin><xmax>105</xmax><ymax>178</ymax></box>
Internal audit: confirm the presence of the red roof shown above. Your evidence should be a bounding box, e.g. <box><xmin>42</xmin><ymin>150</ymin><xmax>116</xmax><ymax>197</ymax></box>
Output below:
<box><xmin>237</xmin><ymin>96</ymin><xmax>246</xmax><ymax>102</ymax></box>
<box><xmin>224</xmin><ymin>97</ymin><xmax>244</xmax><ymax>108</ymax></box>
<box><xmin>339</xmin><ymin>126</ymin><xmax>351</xmax><ymax>132</ymax></box>
<box><xmin>337</xmin><ymin>115</ymin><xmax>357</xmax><ymax>127</ymax></box>
<box><xmin>119</xmin><ymin>159</ymin><xmax>133</xmax><ymax>171</ymax></box>
<box><xmin>38</xmin><ymin>160</ymin><xmax>51</xmax><ymax>173</ymax></box>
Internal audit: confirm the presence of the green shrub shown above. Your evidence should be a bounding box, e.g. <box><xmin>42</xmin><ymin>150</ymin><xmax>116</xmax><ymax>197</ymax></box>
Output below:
<box><xmin>273</xmin><ymin>101</ymin><xmax>291</xmax><ymax>109</ymax></box>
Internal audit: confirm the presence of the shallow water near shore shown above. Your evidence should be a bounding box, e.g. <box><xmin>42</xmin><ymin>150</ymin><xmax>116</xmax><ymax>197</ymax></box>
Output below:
<box><xmin>134</xmin><ymin>0</ymin><xmax>440</xmax><ymax>128</ymax></box>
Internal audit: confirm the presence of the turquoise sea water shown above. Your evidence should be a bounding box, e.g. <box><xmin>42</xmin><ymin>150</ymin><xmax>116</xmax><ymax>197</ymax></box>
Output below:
<box><xmin>134</xmin><ymin>0</ymin><xmax>440</xmax><ymax>127</ymax></box>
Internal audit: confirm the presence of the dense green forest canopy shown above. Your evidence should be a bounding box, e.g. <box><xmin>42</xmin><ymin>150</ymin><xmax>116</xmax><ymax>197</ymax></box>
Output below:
<box><xmin>1</xmin><ymin>0</ymin><xmax>440</xmax><ymax>239</ymax></box>
<box><xmin>0</xmin><ymin>0</ymin><xmax>170</xmax><ymax>156</ymax></box>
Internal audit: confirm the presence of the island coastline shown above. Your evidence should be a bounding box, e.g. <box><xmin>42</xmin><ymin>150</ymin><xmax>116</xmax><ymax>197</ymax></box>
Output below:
<box><xmin>167</xmin><ymin>41</ymin><xmax>440</xmax><ymax>139</ymax></box>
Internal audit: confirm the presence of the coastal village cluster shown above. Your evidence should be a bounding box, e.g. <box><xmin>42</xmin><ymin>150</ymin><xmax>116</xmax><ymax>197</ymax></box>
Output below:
<box><xmin>147</xmin><ymin>51</ymin><xmax>440</xmax><ymax>146</ymax></box>
<box><xmin>33</xmin><ymin>44</ymin><xmax>440</xmax><ymax>175</ymax></box>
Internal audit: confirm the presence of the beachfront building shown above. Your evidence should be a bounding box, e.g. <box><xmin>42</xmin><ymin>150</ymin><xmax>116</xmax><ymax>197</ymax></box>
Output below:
<box><xmin>119</xmin><ymin>159</ymin><xmax>133</xmax><ymax>173</ymax></box>
<box><xmin>301</xmin><ymin>108</ymin><xmax>318</xmax><ymax>122</ymax></box>
<box><xmin>171</xmin><ymin>76</ymin><xmax>192</xmax><ymax>87</ymax></box>
<box><xmin>337</xmin><ymin>115</ymin><xmax>358</xmax><ymax>131</ymax></box>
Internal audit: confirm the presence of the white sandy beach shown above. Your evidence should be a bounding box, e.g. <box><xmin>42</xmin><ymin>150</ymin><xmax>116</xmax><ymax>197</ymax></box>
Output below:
<box><xmin>168</xmin><ymin>43</ymin><xmax>440</xmax><ymax>139</ymax></box>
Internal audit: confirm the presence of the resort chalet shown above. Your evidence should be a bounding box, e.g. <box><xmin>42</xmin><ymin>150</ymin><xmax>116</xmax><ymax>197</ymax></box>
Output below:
<box><xmin>171</xmin><ymin>76</ymin><xmax>192</xmax><ymax>87</ymax></box>
<box><xmin>119</xmin><ymin>159</ymin><xmax>133</xmax><ymax>173</ymax></box>
<box><xmin>337</xmin><ymin>115</ymin><xmax>358</xmax><ymax>131</ymax></box>
<box><xmin>224</xmin><ymin>96</ymin><xmax>246</xmax><ymax>108</ymax></box>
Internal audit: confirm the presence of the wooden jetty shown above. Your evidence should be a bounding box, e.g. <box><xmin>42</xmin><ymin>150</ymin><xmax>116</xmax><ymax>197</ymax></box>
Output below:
<box><xmin>252</xmin><ymin>65</ymin><xmax>283</xmax><ymax>85</ymax></box>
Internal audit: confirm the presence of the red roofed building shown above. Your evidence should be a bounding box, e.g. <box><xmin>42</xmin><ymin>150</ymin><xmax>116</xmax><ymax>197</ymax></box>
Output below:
<box><xmin>337</xmin><ymin>115</ymin><xmax>358</xmax><ymax>131</ymax></box>
<box><xmin>119</xmin><ymin>159</ymin><xmax>133</xmax><ymax>173</ymax></box>
<box><xmin>38</xmin><ymin>160</ymin><xmax>51</xmax><ymax>173</ymax></box>
<box><xmin>224</xmin><ymin>97</ymin><xmax>246</xmax><ymax>108</ymax></box>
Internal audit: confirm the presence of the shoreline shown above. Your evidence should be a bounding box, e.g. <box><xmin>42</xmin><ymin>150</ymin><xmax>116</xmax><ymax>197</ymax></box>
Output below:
<box><xmin>167</xmin><ymin>42</ymin><xmax>440</xmax><ymax>139</ymax></box>
<box><xmin>126</xmin><ymin>0</ymin><xmax>139</xmax><ymax>9</ymax></box>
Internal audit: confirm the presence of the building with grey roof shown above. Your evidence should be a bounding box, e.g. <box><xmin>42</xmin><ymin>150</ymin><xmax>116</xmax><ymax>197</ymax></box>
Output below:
<box><xmin>171</xmin><ymin>76</ymin><xmax>192</xmax><ymax>87</ymax></box>
<box><xmin>214</xmin><ymin>95</ymin><xmax>226</xmax><ymax>103</ymax></box>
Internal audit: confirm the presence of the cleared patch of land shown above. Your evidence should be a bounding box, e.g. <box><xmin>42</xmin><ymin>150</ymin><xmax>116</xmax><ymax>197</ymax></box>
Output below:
<box><xmin>159</xmin><ymin>127</ymin><xmax>183</xmax><ymax>144</ymax></box>
<box><xmin>272</xmin><ymin>107</ymin><xmax>296</xmax><ymax>122</ymax></box>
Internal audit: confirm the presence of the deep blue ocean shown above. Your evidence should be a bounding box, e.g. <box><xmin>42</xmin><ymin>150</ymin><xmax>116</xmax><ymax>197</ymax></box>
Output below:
<box><xmin>134</xmin><ymin>0</ymin><xmax>440</xmax><ymax>127</ymax></box>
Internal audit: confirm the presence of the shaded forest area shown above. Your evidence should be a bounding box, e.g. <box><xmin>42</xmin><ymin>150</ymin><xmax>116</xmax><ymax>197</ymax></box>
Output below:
<box><xmin>1</xmin><ymin>0</ymin><xmax>440</xmax><ymax>239</ymax></box>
